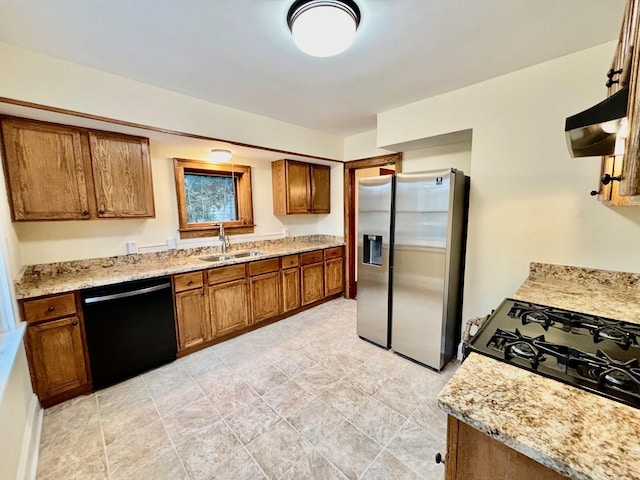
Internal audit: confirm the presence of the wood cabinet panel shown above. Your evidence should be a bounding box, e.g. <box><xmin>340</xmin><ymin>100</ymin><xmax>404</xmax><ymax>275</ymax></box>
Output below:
<box><xmin>248</xmin><ymin>258</ymin><xmax>280</xmax><ymax>276</ymax></box>
<box><xmin>250</xmin><ymin>271</ymin><xmax>281</xmax><ymax>323</ymax></box>
<box><xmin>301</xmin><ymin>263</ymin><xmax>324</xmax><ymax>305</ymax></box>
<box><xmin>445</xmin><ymin>416</ymin><xmax>568</xmax><ymax>480</ymax></box>
<box><xmin>324</xmin><ymin>257</ymin><xmax>344</xmax><ymax>296</ymax></box>
<box><xmin>174</xmin><ymin>271</ymin><xmax>204</xmax><ymax>292</ymax></box>
<box><xmin>175</xmin><ymin>288</ymin><xmax>209</xmax><ymax>350</ymax></box>
<box><xmin>282</xmin><ymin>267</ymin><xmax>301</xmax><ymax>313</ymax></box>
<box><xmin>1</xmin><ymin>118</ymin><xmax>90</xmax><ymax>220</ymax></box>
<box><xmin>26</xmin><ymin>315</ymin><xmax>89</xmax><ymax>400</ymax></box>
<box><xmin>208</xmin><ymin>279</ymin><xmax>249</xmax><ymax>337</ymax></box>
<box><xmin>271</xmin><ymin>159</ymin><xmax>331</xmax><ymax>214</ymax></box>
<box><xmin>311</xmin><ymin>164</ymin><xmax>330</xmax><ymax>213</ymax></box>
<box><xmin>281</xmin><ymin>254</ymin><xmax>299</xmax><ymax>268</ymax></box>
<box><xmin>208</xmin><ymin>264</ymin><xmax>246</xmax><ymax>285</ymax></box>
<box><xmin>22</xmin><ymin>293</ymin><xmax>77</xmax><ymax>323</ymax></box>
<box><xmin>323</xmin><ymin>246</ymin><xmax>344</xmax><ymax>260</ymax></box>
<box><xmin>301</xmin><ymin>250</ymin><xmax>324</xmax><ymax>265</ymax></box>
<box><xmin>89</xmin><ymin>131</ymin><xmax>155</xmax><ymax>218</ymax></box>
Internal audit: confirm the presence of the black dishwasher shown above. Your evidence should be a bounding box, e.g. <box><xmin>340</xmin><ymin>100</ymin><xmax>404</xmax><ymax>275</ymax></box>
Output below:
<box><xmin>81</xmin><ymin>276</ymin><xmax>177</xmax><ymax>390</ymax></box>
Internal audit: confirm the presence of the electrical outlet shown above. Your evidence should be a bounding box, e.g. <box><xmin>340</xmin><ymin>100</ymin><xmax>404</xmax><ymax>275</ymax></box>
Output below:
<box><xmin>166</xmin><ymin>238</ymin><xmax>176</xmax><ymax>250</ymax></box>
<box><xmin>283</xmin><ymin>228</ymin><xmax>289</xmax><ymax>238</ymax></box>
<box><xmin>127</xmin><ymin>242</ymin><xmax>138</xmax><ymax>254</ymax></box>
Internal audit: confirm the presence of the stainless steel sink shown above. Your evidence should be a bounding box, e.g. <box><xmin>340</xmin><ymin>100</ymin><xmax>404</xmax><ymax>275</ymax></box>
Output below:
<box><xmin>199</xmin><ymin>251</ymin><xmax>264</xmax><ymax>262</ymax></box>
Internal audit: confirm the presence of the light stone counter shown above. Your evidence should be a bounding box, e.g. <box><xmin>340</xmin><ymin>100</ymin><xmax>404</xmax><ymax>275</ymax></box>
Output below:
<box><xmin>438</xmin><ymin>262</ymin><xmax>640</xmax><ymax>480</ymax></box>
<box><xmin>15</xmin><ymin>235</ymin><xmax>344</xmax><ymax>300</ymax></box>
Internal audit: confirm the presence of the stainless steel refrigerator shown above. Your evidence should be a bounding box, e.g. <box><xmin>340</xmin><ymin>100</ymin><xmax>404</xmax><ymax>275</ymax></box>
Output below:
<box><xmin>356</xmin><ymin>169</ymin><xmax>469</xmax><ymax>370</ymax></box>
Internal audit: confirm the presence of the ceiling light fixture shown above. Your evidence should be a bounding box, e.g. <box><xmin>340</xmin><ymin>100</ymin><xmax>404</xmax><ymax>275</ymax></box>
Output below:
<box><xmin>287</xmin><ymin>0</ymin><xmax>361</xmax><ymax>58</ymax></box>
<box><xmin>209</xmin><ymin>149</ymin><xmax>232</xmax><ymax>162</ymax></box>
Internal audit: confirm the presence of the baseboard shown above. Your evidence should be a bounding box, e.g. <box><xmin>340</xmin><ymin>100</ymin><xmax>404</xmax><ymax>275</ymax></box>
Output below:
<box><xmin>16</xmin><ymin>393</ymin><xmax>42</xmax><ymax>480</ymax></box>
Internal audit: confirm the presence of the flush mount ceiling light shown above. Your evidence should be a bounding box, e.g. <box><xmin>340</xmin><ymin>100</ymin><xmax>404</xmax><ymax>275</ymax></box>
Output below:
<box><xmin>287</xmin><ymin>0</ymin><xmax>361</xmax><ymax>57</ymax></box>
<box><xmin>209</xmin><ymin>149</ymin><xmax>232</xmax><ymax>162</ymax></box>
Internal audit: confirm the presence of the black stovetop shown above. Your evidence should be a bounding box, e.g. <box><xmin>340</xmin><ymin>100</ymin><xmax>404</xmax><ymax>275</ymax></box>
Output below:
<box><xmin>465</xmin><ymin>298</ymin><xmax>640</xmax><ymax>409</ymax></box>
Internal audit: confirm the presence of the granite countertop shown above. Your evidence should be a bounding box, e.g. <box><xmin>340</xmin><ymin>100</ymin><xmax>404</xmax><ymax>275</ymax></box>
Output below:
<box><xmin>438</xmin><ymin>262</ymin><xmax>640</xmax><ymax>480</ymax></box>
<box><xmin>15</xmin><ymin>235</ymin><xmax>344</xmax><ymax>300</ymax></box>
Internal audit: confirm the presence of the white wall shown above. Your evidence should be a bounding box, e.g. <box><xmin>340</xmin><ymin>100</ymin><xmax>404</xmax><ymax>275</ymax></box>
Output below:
<box><xmin>0</xmin><ymin>42</ymin><xmax>343</xmax><ymax>161</ymax></box>
<box><xmin>0</xmin><ymin>341</ymin><xmax>37</xmax><ymax>480</ymax></box>
<box><xmin>344</xmin><ymin>130</ymin><xmax>394</xmax><ymax>160</ymax></box>
<box><xmin>401</xmin><ymin>142</ymin><xmax>472</xmax><ymax>175</ymax></box>
<box><xmin>375</xmin><ymin>41</ymin><xmax>640</xmax><ymax>323</ymax></box>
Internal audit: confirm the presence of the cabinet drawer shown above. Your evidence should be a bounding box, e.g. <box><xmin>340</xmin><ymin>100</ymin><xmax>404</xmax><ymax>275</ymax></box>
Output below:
<box><xmin>208</xmin><ymin>264</ymin><xmax>246</xmax><ymax>285</ymax></box>
<box><xmin>248</xmin><ymin>258</ymin><xmax>280</xmax><ymax>276</ymax></box>
<box><xmin>281</xmin><ymin>254</ymin><xmax>299</xmax><ymax>269</ymax></box>
<box><xmin>300</xmin><ymin>250</ymin><xmax>323</xmax><ymax>266</ymax></box>
<box><xmin>174</xmin><ymin>271</ymin><xmax>203</xmax><ymax>292</ymax></box>
<box><xmin>22</xmin><ymin>293</ymin><xmax>77</xmax><ymax>323</ymax></box>
<box><xmin>324</xmin><ymin>246</ymin><xmax>344</xmax><ymax>260</ymax></box>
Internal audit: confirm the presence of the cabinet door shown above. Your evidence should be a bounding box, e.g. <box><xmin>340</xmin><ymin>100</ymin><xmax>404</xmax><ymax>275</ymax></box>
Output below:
<box><xmin>175</xmin><ymin>288</ymin><xmax>209</xmax><ymax>350</ymax></box>
<box><xmin>89</xmin><ymin>131</ymin><xmax>155</xmax><ymax>218</ymax></box>
<box><xmin>1</xmin><ymin>118</ymin><xmax>91</xmax><ymax>220</ymax></box>
<box><xmin>282</xmin><ymin>267</ymin><xmax>301</xmax><ymax>313</ymax></box>
<box><xmin>301</xmin><ymin>263</ymin><xmax>324</xmax><ymax>305</ymax></box>
<box><xmin>26</xmin><ymin>316</ymin><xmax>89</xmax><ymax>400</ymax></box>
<box><xmin>286</xmin><ymin>161</ymin><xmax>311</xmax><ymax>213</ymax></box>
<box><xmin>208</xmin><ymin>279</ymin><xmax>249</xmax><ymax>338</ymax></box>
<box><xmin>324</xmin><ymin>257</ymin><xmax>344</xmax><ymax>296</ymax></box>
<box><xmin>250</xmin><ymin>271</ymin><xmax>281</xmax><ymax>323</ymax></box>
<box><xmin>311</xmin><ymin>164</ymin><xmax>330</xmax><ymax>213</ymax></box>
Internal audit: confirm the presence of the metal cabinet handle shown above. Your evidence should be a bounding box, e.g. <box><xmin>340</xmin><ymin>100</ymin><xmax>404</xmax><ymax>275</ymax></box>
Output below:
<box><xmin>98</xmin><ymin>210</ymin><xmax>105</xmax><ymax>215</ymax></box>
<box><xmin>71</xmin><ymin>321</ymin><xmax>78</xmax><ymax>326</ymax></box>
<box><xmin>47</xmin><ymin>306</ymin><xmax>55</xmax><ymax>312</ymax></box>
<box><xmin>435</xmin><ymin>453</ymin><xmax>445</xmax><ymax>465</ymax></box>
<box><xmin>187</xmin><ymin>280</ymin><xmax>193</xmax><ymax>285</ymax></box>
<box><xmin>82</xmin><ymin>210</ymin><xmax>89</xmax><ymax>216</ymax></box>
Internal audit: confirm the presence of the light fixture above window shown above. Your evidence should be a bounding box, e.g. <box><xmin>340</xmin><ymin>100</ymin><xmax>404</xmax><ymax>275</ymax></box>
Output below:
<box><xmin>209</xmin><ymin>149</ymin><xmax>232</xmax><ymax>162</ymax></box>
<box><xmin>287</xmin><ymin>0</ymin><xmax>361</xmax><ymax>58</ymax></box>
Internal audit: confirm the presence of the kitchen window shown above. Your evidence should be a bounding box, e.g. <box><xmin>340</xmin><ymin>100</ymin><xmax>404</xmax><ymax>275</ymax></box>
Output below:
<box><xmin>173</xmin><ymin>158</ymin><xmax>254</xmax><ymax>239</ymax></box>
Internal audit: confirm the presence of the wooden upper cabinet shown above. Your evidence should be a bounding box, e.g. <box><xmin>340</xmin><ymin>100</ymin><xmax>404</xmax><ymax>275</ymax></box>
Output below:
<box><xmin>272</xmin><ymin>159</ymin><xmax>330</xmax><ymax>214</ymax></box>
<box><xmin>0</xmin><ymin>116</ymin><xmax>155</xmax><ymax>220</ymax></box>
<box><xmin>89</xmin><ymin>131</ymin><xmax>155</xmax><ymax>218</ymax></box>
<box><xmin>0</xmin><ymin>118</ymin><xmax>91</xmax><ymax>220</ymax></box>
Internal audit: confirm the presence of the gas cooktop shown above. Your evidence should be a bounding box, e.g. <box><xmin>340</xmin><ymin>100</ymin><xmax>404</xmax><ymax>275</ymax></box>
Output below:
<box><xmin>465</xmin><ymin>298</ymin><xmax>640</xmax><ymax>409</ymax></box>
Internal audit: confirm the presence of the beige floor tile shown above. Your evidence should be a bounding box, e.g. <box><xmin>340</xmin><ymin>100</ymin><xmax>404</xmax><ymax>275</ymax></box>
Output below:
<box><xmin>361</xmin><ymin>450</ymin><xmax>423</xmax><ymax>480</ymax></box>
<box><xmin>386</xmin><ymin>420</ymin><xmax>445</xmax><ymax>478</ymax></box>
<box><xmin>318</xmin><ymin>380</ymin><xmax>369</xmax><ymax>418</ymax></box>
<box><xmin>36</xmin><ymin>449</ymin><xmax>108</xmax><ymax>480</ymax></box>
<box><xmin>350</xmin><ymin>397</ymin><xmax>406</xmax><ymax>446</ymax></box>
<box><xmin>315</xmin><ymin>420</ymin><xmax>382</xmax><ymax>480</ymax></box>
<box><xmin>281</xmin><ymin>449</ymin><xmax>346</xmax><ymax>480</ymax></box>
<box><xmin>174</xmin><ymin>418</ymin><xmax>241</xmax><ymax>480</ymax></box>
<box><xmin>225</xmin><ymin>398</ymin><xmax>281</xmax><ymax>444</ymax></box>
<box><xmin>294</xmin><ymin>363</ymin><xmax>342</xmax><ymax>395</ymax></box>
<box><xmin>262</xmin><ymin>379</ymin><xmax>315</xmax><ymax>417</ymax></box>
<box><xmin>239</xmin><ymin>363</ymin><xmax>289</xmax><ymax>395</ymax></box>
<box><xmin>177</xmin><ymin>347</ymin><xmax>222</xmax><ymax>377</ymax></box>
<box><xmin>374</xmin><ymin>379</ymin><xmax>422</xmax><ymax>417</ymax></box>
<box><xmin>144</xmin><ymin>363</ymin><xmax>206</xmax><ymax>417</ymax></box>
<box><xmin>99</xmin><ymin>394</ymin><xmax>159</xmax><ymax>445</ymax></box>
<box><xmin>346</xmin><ymin>364</ymin><xmax>389</xmax><ymax>396</ymax></box>
<box><xmin>246</xmin><ymin>421</ymin><xmax>312</xmax><ymax>479</ymax></box>
<box><xmin>163</xmin><ymin>396</ymin><xmax>222</xmax><ymax>446</ymax></box>
<box><xmin>286</xmin><ymin>398</ymin><xmax>345</xmax><ymax>445</ymax></box>
<box><xmin>96</xmin><ymin>376</ymin><xmax>148</xmax><ymax>412</ymax></box>
<box><xmin>127</xmin><ymin>449</ymin><xmax>187</xmax><ymax>480</ymax></box>
<box><xmin>211</xmin><ymin>446</ymin><xmax>266</xmax><ymax>480</ymax></box>
<box><xmin>106</xmin><ymin>420</ymin><xmax>173</xmax><ymax>480</ymax></box>
<box><xmin>206</xmin><ymin>374</ymin><xmax>260</xmax><ymax>417</ymax></box>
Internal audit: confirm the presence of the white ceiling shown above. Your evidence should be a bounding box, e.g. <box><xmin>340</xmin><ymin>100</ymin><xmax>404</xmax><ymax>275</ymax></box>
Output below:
<box><xmin>0</xmin><ymin>0</ymin><xmax>627</xmax><ymax>136</ymax></box>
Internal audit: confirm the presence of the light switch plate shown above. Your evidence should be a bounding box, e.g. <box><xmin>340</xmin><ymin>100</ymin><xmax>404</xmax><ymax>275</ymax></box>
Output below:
<box><xmin>166</xmin><ymin>238</ymin><xmax>176</xmax><ymax>250</ymax></box>
<box><xmin>127</xmin><ymin>242</ymin><xmax>138</xmax><ymax>254</ymax></box>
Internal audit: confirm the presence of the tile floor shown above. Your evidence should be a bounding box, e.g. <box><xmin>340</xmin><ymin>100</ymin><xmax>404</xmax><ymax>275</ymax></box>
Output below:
<box><xmin>36</xmin><ymin>298</ymin><xmax>459</xmax><ymax>480</ymax></box>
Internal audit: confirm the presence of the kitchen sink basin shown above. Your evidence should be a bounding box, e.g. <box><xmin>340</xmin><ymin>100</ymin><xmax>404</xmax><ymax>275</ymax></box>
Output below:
<box><xmin>199</xmin><ymin>251</ymin><xmax>264</xmax><ymax>262</ymax></box>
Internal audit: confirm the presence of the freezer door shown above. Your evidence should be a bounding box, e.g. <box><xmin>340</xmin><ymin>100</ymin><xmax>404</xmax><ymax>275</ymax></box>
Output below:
<box><xmin>391</xmin><ymin>169</ymin><xmax>457</xmax><ymax>369</ymax></box>
<box><xmin>356</xmin><ymin>175</ymin><xmax>393</xmax><ymax>348</ymax></box>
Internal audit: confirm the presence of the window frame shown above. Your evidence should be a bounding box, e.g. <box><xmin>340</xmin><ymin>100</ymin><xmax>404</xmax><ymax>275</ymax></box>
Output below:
<box><xmin>173</xmin><ymin>158</ymin><xmax>254</xmax><ymax>239</ymax></box>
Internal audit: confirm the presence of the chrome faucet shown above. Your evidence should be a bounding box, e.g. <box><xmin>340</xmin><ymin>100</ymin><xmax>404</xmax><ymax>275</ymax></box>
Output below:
<box><xmin>218</xmin><ymin>223</ymin><xmax>231</xmax><ymax>254</ymax></box>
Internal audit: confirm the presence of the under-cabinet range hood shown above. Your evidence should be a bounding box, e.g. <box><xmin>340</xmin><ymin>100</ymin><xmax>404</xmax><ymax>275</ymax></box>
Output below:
<box><xmin>565</xmin><ymin>86</ymin><xmax>628</xmax><ymax>157</ymax></box>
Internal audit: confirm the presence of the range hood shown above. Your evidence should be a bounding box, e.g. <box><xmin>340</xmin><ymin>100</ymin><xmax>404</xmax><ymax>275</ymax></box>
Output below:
<box><xmin>565</xmin><ymin>86</ymin><xmax>629</xmax><ymax>158</ymax></box>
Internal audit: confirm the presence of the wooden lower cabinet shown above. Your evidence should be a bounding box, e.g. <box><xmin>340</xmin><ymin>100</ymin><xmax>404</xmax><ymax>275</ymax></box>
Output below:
<box><xmin>250</xmin><ymin>271</ymin><xmax>281</xmax><ymax>323</ymax></box>
<box><xmin>301</xmin><ymin>263</ymin><xmax>324</xmax><ymax>305</ymax></box>
<box><xmin>324</xmin><ymin>257</ymin><xmax>344</xmax><ymax>296</ymax></box>
<box><xmin>445</xmin><ymin>416</ymin><xmax>569</xmax><ymax>480</ymax></box>
<box><xmin>175</xmin><ymin>288</ymin><xmax>209</xmax><ymax>350</ymax></box>
<box><xmin>282</xmin><ymin>267</ymin><xmax>301</xmax><ymax>312</ymax></box>
<box><xmin>208</xmin><ymin>279</ymin><xmax>250</xmax><ymax>337</ymax></box>
<box><xmin>26</xmin><ymin>315</ymin><xmax>89</xmax><ymax>401</ymax></box>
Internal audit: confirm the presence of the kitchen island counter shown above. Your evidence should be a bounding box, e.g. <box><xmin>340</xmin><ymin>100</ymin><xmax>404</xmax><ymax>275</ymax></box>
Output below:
<box><xmin>15</xmin><ymin>235</ymin><xmax>343</xmax><ymax>299</ymax></box>
<box><xmin>439</xmin><ymin>262</ymin><xmax>640</xmax><ymax>480</ymax></box>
